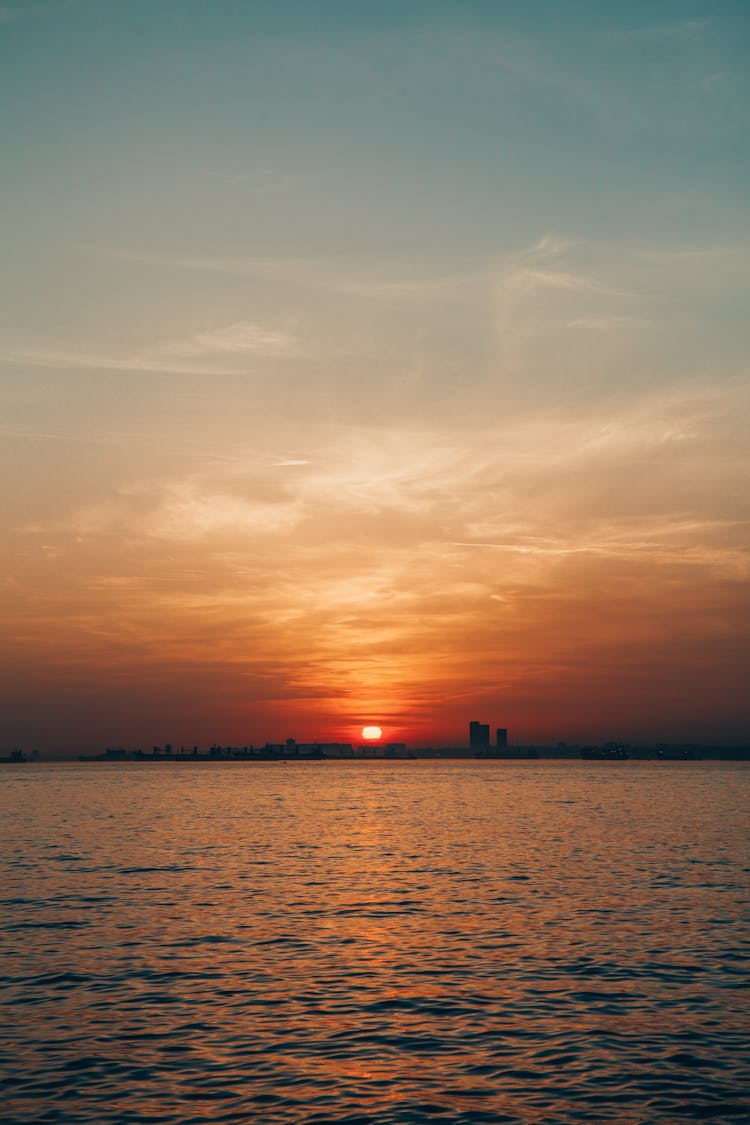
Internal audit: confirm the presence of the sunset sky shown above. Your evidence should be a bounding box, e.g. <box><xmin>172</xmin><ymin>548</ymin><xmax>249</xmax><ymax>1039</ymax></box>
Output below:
<box><xmin>2</xmin><ymin>0</ymin><xmax>748</xmax><ymax>753</ymax></box>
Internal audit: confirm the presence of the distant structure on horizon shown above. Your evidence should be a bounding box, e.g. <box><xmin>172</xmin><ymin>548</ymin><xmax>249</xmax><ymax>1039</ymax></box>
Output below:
<box><xmin>469</xmin><ymin>721</ymin><xmax>512</xmax><ymax>756</ymax></box>
<box><xmin>469</xmin><ymin>721</ymin><xmax>490</xmax><ymax>752</ymax></box>
<box><xmin>68</xmin><ymin>729</ymin><xmax>750</xmax><ymax>764</ymax></box>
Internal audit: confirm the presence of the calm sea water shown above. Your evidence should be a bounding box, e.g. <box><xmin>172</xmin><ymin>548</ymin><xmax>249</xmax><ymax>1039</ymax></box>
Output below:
<box><xmin>1</xmin><ymin>760</ymin><xmax>748</xmax><ymax>1124</ymax></box>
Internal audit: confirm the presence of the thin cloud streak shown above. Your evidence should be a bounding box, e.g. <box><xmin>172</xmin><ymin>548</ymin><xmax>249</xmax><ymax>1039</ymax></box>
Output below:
<box><xmin>0</xmin><ymin>320</ymin><xmax>304</xmax><ymax>376</ymax></box>
<box><xmin>78</xmin><ymin>244</ymin><xmax>478</xmax><ymax>302</ymax></box>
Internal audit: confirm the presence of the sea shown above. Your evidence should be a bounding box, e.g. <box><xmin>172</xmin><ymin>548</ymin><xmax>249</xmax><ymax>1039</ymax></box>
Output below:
<box><xmin>1</xmin><ymin>760</ymin><xmax>748</xmax><ymax>1124</ymax></box>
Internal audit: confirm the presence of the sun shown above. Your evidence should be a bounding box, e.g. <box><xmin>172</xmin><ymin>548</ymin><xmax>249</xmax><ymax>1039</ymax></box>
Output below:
<box><xmin>361</xmin><ymin>725</ymin><xmax>383</xmax><ymax>741</ymax></box>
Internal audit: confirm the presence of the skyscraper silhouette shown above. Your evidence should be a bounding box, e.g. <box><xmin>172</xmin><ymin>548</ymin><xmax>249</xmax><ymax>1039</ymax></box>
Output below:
<box><xmin>469</xmin><ymin>721</ymin><xmax>490</xmax><ymax>751</ymax></box>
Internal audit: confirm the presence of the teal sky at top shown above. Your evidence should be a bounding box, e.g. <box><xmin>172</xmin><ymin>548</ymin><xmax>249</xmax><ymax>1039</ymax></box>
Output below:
<box><xmin>2</xmin><ymin>0</ymin><xmax>748</xmax><ymax>263</ymax></box>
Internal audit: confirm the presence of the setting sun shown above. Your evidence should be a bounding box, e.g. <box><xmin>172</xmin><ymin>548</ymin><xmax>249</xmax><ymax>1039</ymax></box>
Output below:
<box><xmin>362</xmin><ymin>726</ymin><xmax>383</xmax><ymax>741</ymax></box>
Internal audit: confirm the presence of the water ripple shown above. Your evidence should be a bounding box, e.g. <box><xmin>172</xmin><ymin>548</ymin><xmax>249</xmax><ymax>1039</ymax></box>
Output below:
<box><xmin>1</xmin><ymin>760</ymin><xmax>748</xmax><ymax>1123</ymax></box>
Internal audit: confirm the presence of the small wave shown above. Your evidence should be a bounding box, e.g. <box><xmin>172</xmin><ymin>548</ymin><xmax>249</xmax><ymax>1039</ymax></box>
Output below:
<box><xmin>116</xmin><ymin>864</ymin><xmax>198</xmax><ymax>874</ymax></box>
<box><xmin>8</xmin><ymin>919</ymin><xmax>91</xmax><ymax>930</ymax></box>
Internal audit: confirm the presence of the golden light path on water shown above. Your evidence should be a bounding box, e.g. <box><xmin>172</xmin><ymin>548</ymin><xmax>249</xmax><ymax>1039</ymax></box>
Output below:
<box><xmin>1</xmin><ymin>759</ymin><xmax>748</xmax><ymax>1124</ymax></box>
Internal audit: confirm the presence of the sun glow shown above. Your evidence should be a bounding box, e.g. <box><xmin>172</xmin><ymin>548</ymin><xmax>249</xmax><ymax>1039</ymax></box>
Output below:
<box><xmin>362</xmin><ymin>726</ymin><xmax>383</xmax><ymax>741</ymax></box>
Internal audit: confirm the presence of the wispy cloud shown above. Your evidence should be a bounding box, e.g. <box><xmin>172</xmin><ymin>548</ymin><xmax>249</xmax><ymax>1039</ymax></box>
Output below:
<box><xmin>7</xmin><ymin>380</ymin><xmax>747</xmax><ymax>744</ymax></box>
<box><xmin>152</xmin><ymin>321</ymin><xmax>301</xmax><ymax>360</ymax></box>
<box><xmin>203</xmin><ymin>167</ymin><xmax>300</xmax><ymax>192</ymax></box>
<box><xmin>79</xmin><ymin>242</ymin><xmax>479</xmax><ymax>304</ymax></box>
<box><xmin>77</xmin><ymin>234</ymin><xmax>636</xmax><ymax>322</ymax></box>
<box><xmin>632</xmin><ymin>242</ymin><xmax>750</xmax><ymax>262</ymax></box>
<box><xmin>566</xmin><ymin>315</ymin><xmax>647</xmax><ymax>332</ymax></box>
<box><xmin>0</xmin><ymin>320</ymin><xmax>303</xmax><ymax>376</ymax></box>
<box><xmin>490</xmin><ymin>234</ymin><xmax>642</xmax><ymax>371</ymax></box>
<box><xmin>522</xmin><ymin>233</ymin><xmax>581</xmax><ymax>260</ymax></box>
<box><xmin>606</xmin><ymin>20</ymin><xmax>709</xmax><ymax>46</ymax></box>
<box><xmin>29</xmin><ymin>383</ymin><xmax>745</xmax><ymax>562</ymax></box>
<box><xmin>497</xmin><ymin>233</ymin><xmax>633</xmax><ymax>297</ymax></box>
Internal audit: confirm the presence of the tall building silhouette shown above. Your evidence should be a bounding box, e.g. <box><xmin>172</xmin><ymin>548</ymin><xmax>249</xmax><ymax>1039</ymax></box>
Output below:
<box><xmin>497</xmin><ymin>728</ymin><xmax>508</xmax><ymax>749</ymax></box>
<box><xmin>469</xmin><ymin>721</ymin><xmax>490</xmax><ymax>751</ymax></box>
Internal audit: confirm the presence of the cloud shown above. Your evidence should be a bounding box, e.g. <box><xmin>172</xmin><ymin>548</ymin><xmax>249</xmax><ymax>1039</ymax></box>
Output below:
<box><xmin>606</xmin><ymin>20</ymin><xmax>709</xmax><ymax>46</ymax></box>
<box><xmin>152</xmin><ymin>321</ymin><xmax>301</xmax><ymax>359</ymax></box>
<box><xmin>566</xmin><ymin>315</ymin><xmax>647</xmax><ymax>332</ymax></box>
<box><xmin>500</xmin><ymin>267</ymin><xmax>628</xmax><ymax>297</ymax></box>
<box><xmin>523</xmin><ymin>233</ymin><xmax>581</xmax><ymax>260</ymax></box>
<box><xmin>80</xmin><ymin>243</ymin><xmax>478</xmax><ymax>304</ymax></box>
<box><xmin>202</xmin><ymin>167</ymin><xmax>300</xmax><ymax>192</ymax></box>
<box><xmin>29</xmin><ymin>381</ymin><xmax>745</xmax><ymax>566</ymax></box>
<box><xmin>0</xmin><ymin>320</ymin><xmax>303</xmax><ymax>376</ymax></box>
<box><xmin>497</xmin><ymin>234</ymin><xmax>633</xmax><ymax>298</ymax></box>
<box><xmin>487</xmin><ymin>235</ymin><xmax>644</xmax><ymax>377</ymax></box>
<box><xmin>6</xmin><ymin>383</ymin><xmax>747</xmax><ymax>745</ymax></box>
<box><xmin>633</xmin><ymin>242</ymin><xmax>750</xmax><ymax>262</ymax></box>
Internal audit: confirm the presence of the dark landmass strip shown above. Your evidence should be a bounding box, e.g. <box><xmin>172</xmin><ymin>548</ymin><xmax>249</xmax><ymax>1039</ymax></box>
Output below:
<box><xmin>3</xmin><ymin>740</ymin><xmax>749</xmax><ymax>763</ymax></box>
<box><xmin>70</xmin><ymin>741</ymin><xmax>750</xmax><ymax>763</ymax></box>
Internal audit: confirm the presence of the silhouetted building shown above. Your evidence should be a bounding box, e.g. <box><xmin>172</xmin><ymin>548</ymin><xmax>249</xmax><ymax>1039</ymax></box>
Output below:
<box><xmin>469</xmin><ymin>721</ymin><xmax>490</xmax><ymax>751</ymax></box>
<box><xmin>320</xmin><ymin>743</ymin><xmax>354</xmax><ymax>758</ymax></box>
<box><xmin>496</xmin><ymin>728</ymin><xmax>508</xmax><ymax>749</ymax></box>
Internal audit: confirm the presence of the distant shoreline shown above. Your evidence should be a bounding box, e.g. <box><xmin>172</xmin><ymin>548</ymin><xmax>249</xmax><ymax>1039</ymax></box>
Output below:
<box><xmin>4</xmin><ymin>745</ymin><xmax>749</xmax><ymax>764</ymax></box>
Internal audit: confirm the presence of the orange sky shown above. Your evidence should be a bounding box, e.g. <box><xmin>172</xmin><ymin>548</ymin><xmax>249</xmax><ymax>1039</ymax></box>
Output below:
<box><xmin>1</xmin><ymin>2</ymin><xmax>748</xmax><ymax>753</ymax></box>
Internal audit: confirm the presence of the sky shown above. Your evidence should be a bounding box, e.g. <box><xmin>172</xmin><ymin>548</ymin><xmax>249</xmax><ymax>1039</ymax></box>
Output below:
<box><xmin>1</xmin><ymin>0</ymin><xmax>748</xmax><ymax>753</ymax></box>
